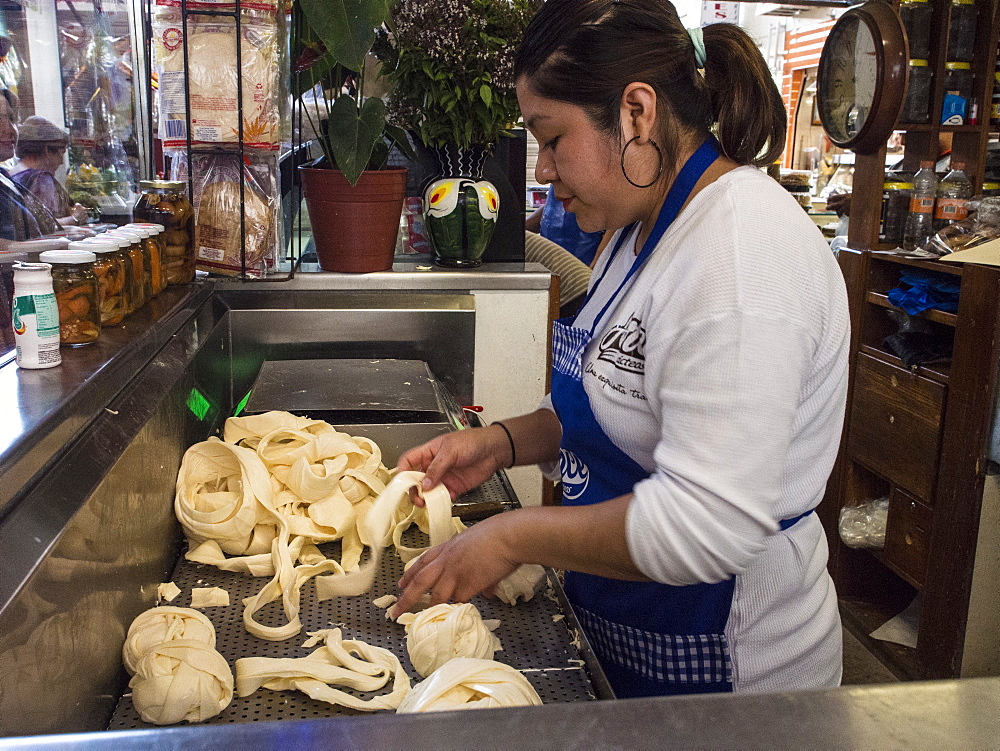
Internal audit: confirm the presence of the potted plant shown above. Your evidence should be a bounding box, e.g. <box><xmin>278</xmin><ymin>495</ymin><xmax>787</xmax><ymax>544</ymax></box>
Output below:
<box><xmin>293</xmin><ymin>0</ymin><xmax>415</xmax><ymax>272</ymax></box>
<box><xmin>375</xmin><ymin>0</ymin><xmax>532</xmax><ymax>267</ymax></box>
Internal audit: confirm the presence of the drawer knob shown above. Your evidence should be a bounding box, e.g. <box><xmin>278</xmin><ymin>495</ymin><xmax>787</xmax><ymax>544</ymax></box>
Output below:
<box><xmin>905</xmin><ymin>532</ymin><xmax>915</xmax><ymax>546</ymax></box>
<box><xmin>888</xmin><ymin>414</ymin><xmax>895</xmax><ymax>424</ymax></box>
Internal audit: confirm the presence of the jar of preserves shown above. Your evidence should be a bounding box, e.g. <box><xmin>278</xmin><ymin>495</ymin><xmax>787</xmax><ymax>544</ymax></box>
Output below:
<box><xmin>105</xmin><ymin>228</ymin><xmax>149</xmax><ymax>311</ymax></box>
<box><xmin>879</xmin><ymin>174</ymin><xmax>914</xmax><ymax>246</ymax></box>
<box><xmin>133</xmin><ymin>180</ymin><xmax>195</xmax><ymax>285</ymax></box>
<box><xmin>87</xmin><ymin>234</ymin><xmax>135</xmax><ymax>316</ymax></box>
<box><xmin>900</xmin><ymin>60</ymin><xmax>932</xmax><ymax>124</ymax></box>
<box><xmin>78</xmin><ymin>239</ymin><xmax>126</xmax><ymax>326</ymax></box>
<box><xmin>125</xmin><ymin>223</ymin><xmax>166</xmax><ymax>295</ymax></box>
<box><xmin>900</xmin><ymin>0</ymin><xmax>932</xmax><ymax>60</ymax></box>
<box><xmin>942</xmin><ymin>62</ymin><xmax>974</xmax><ymax>124</ymax></box>
<box><xmin>38</xmin><ymin>249</ymin><xmax>101</xmax><ymax>346</ymax></box>
<box><xmin>947</xmin><ymin>0</ymin><xmax>977</xmax><ymax>62</ymax></box>
<box><xmin>11</xmin><ymin>262</ymin><xmax>61</xmax><ymax>369</ymax></box>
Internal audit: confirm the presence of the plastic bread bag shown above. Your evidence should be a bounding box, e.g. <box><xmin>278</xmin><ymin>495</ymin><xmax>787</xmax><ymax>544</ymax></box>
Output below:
<box><xmin>191</xmin><ymin>152</ymin><xmax>276</xmax><ymax>277</ymax></box>
<box><xmin>152</xmin><ymin>8</ymin><xmax>280</xmax><ymax>151</ymax></box>
<box><xmin>838</xmin><ymin>497</ymin><xmax>889</xmax><ymax>549</ymax></box>
<box><xmin>926</xmin><ymin>196</ymin><xmax>1000</xmax><ymax>256</ymax></box>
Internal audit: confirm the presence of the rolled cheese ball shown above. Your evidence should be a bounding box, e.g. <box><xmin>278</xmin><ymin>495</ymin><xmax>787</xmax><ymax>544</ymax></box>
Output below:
<box><xmin>402</xmin><ymin>603</ymin><xmax>501</xmax><ymax>678</ymax></box>
<box><xmin>129</xmin><ymin>639</ymin><xmax>234</xmax><ymax>725</ymax></box>
<box><xmin>123</xmin><ymin>606</ymin><xmax>216</xmax><ymax>675</ymax></box>
<box><xmin>396</xmin><ymin>657</ymin><xmax>542</xmax><ymax>713</ymax></box>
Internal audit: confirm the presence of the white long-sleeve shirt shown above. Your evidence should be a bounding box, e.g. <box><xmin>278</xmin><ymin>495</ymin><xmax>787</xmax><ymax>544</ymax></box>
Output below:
<box><xmin>546</xmin><ymin>166</ymin><xmax>849</xmax><ymax>692</ymax></box>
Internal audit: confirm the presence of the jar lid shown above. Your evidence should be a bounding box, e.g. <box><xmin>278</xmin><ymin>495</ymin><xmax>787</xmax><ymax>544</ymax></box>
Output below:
<box><xmin>121</xmin><ymin>224</ymin><xmax>152</xmax><ymax>237</ymax></box>
<box><xmin>104</xmin><ymin>229</ymin><xmax>142</xmax><ymax>243</ymax></box>
<box><xmin>909</xmin><ymin>59</ymin><xmax>929</xmax><ymax>67</ymax></box>
<box><xmin>88</xmin><ymin>234</ymin><xmax>129</xmax><ymax>249</ymax></box>
<box><xmin>139</xmin><ymin>179</ymin><xmax>186</xmax><ymax>190</ymax></box>
<box><xmin>902</xmin><ymin>0</ymin><xmax>929</xmax><ymax>3</ymax></box>
<box><xmin>130</xmin><ymin>222</ymin><xmax>165</xmax><ymax>233</ymax></box>
<box><xmin>951</xmin><ymin>0</ymin><xmax>974</xmax><ymax>5</ymax></box>
<box><xmin>983</xmin><ymin>182</ymin><xmax>1000</xmax><ymax>190</ymax></box>
<box><xmin>945</xmin><ymin>62</ymin><xmax>972</xmax><ymax>70</ymax></box>
<box><xmin>39</xmin><ymin>249</ymin><xmax>97</xmax><ymax>264</ymax></box>
<box><xmin>74</xmin><ymin>239</ymin><xmax>119</xmax><ymax>254</ymax></box>
<box><xmin>884</xmin><ymin>182</ymin><xmax>914</xmax><ymax>189</ymax></box>
<box><xmin>12</xmin><ymin>261</ymin><xmax>52</xmax><ymax>273</ymax></box>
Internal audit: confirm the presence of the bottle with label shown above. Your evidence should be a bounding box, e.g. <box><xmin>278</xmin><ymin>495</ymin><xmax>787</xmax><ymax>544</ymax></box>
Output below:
<box><xmin>934</xmin><ymin>162</ymin><xmax>972</xmax><ymax>231</ymax></box>
<box><xmin>11</xmin><ymin>261</ymin><xmax>62</xmax><ymax>369</ymax></box>
<box><xmin>902</xmin><ymin>161</ymin><xmax>938</xmax><ymax>250</ymax></box>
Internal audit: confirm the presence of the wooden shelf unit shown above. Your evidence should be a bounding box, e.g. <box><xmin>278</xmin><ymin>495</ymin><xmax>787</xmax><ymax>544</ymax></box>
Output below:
<box><xmin>822</xmin><ymin>0</ymin><xmax>1000</xmax><ymax>681</ymax></box>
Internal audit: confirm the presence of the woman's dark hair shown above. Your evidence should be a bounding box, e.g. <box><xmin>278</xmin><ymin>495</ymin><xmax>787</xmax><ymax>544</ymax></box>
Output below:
<box><xmin>514</xmin><ymin>0</ymin><xmax>785</xmax><ymax>171</ymax></box>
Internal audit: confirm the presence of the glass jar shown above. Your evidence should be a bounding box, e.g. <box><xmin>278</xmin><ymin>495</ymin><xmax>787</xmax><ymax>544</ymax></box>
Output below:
<box><xmin>900</xmin><ymin>0</ymin><xmax>933</xmax><ymax>60</ymax></box>
<box><xmin>900</xmin><ymin>60</ymin><xmax>932</xmax><ymax>124</ymax></box>
<box><xmin>982</xmin><ymin>182</ymin><xmax>1000</xmax><ymax>197</ymax></box>
<box><xmin>879</xmin><ymin>174</ymin><xmax>914</xmax><ymax>246</ymax></box>
<box><xmin>38</xmin><ymin>249</ymin><xmax>101</xmax><ymax>346</ymax></box>
<box><xmin>126</xmin><ymin>223</ymin><xmax>167</xmax><ymax>295</ymax></box>
<box><xmin>122</xmin><ymin>224</ymin><xmax>161</xmax><ymax>299</ymax></box>
<box><xmin>942</xmin><ymin>62</ymin><xmax>974</xmax><ymax>124</ymax></box>
<box><xmin>105</xmin><ymin>229</ymin><xmax>149</xmax><ymax>310</ymax></box>
<box><xmin>87</xmin><ymin>234</ymin><xmax>136</xmax><ymax>316</ymax></box>
<box><xmin>133</xmin><ymin>180</ymin><xmax>195</xmax><ymax>285</ymax></box>
<box><xmin>78</xmin><ymin>239</ymin><xmax>126</xmax><ymax>326</ymax></box>
<box><xmin>947</xmin><ymin>0</ymin><xmax>978</xmax><ymax>62</ymax></box>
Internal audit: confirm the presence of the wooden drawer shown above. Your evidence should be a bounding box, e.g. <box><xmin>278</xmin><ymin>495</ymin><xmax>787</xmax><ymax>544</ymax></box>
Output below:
<box><xmin>883</xmin><ymin>487</ymin><xmax>933</xmax><ymax>589</ymax></box>
<box><xmin>847</xmin><ymin>353</ymin><xmax>945</xmax><ymax>502</ymax></box>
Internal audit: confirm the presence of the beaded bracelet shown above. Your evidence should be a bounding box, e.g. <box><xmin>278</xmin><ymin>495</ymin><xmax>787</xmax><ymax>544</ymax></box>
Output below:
<box><xmin>491</xmin><ymin>421</ymin><xmax>516</xmax><ymax>468</ymax></box>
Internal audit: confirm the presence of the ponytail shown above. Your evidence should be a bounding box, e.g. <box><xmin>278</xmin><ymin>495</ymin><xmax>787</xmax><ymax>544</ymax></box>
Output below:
<box><xmin>702</xmin><ymin>23</ymin><xmax>786</xmax><ymax>166</ymax></box>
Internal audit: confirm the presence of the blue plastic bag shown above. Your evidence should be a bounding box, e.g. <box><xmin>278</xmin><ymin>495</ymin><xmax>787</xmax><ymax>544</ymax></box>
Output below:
<box><xmin>886</xmin><ymin>269</ymin><xmax>960</xmax><ymax>315</ymax></box>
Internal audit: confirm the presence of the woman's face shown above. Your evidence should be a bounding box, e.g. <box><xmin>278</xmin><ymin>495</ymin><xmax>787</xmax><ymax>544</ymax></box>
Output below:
<box><xmin>45</xmin><ymin>145</ymin><xmax>67</xmax><ymax>173</ymax></box>
<box><xmin>0</xmin><ymin>98</ymin><xmax>17</xmax><ymax>162</ymax></box>
<box><xmin>518</xmin><ymin>80</ymin><xmax>624</xmax><ymax>234</ymax></box>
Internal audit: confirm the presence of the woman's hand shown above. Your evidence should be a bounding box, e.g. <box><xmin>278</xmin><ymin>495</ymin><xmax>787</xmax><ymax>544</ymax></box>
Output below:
<box><xmin>389</xmin><ymin>513</ymin><xmax>519</xmax><ymax>618</ymax></box>
<box><xmin>396</xmin><ymin>424</ymin><xmax>511</xmax><ymax>500</ymax></box>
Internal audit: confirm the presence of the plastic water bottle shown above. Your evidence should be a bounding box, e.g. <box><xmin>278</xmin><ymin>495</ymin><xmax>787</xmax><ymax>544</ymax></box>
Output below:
<box><xmin>902</xmin><ymin>161</ymin><xmax>938</xmax><ymax>250</ymax></box>
<box><xmin>934</xmin><ymin>161</ymin><xmax>972</xmax><ymax>231</ymax></box>
<box><xmin>11</xmin><ymin>261</ymin><xmax>61</xmax><ymax>369</ymax></box>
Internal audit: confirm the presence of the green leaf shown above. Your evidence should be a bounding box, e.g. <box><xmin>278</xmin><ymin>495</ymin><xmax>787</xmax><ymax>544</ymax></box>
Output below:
<box><xmin>383</xmin><ymin>121</ymin><xmax>417</xmax><ymax>161</ymax></box>
<box><xmin>326</xmin><ymin>95</ymin><xmax>387</xmax><ymax>185</ymax></box>
<box><xmin>299</xmin><ymin>0</ymin><xmax>392</xmax><ymax>72</ymax></box>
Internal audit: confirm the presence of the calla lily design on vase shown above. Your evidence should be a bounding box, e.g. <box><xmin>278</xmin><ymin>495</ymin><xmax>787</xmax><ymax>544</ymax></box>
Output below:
<box><xmin>423</xmin><ymin>177</ymin><xmax>500</xmax><ymax>267</ymax></box>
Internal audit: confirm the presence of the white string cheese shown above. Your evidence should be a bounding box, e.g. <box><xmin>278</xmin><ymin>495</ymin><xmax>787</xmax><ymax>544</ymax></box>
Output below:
<box><xmin>129</xmin><ymin>639</ymin><xmax>234</xmax><ymax>725</ymax></box>
<box><xmin>235</xmin><ymin>628</ymin><xmax>410</xmax><ymax>712</ymax></box>
<box><xmin>398</xmin><ymin>603</ymin><xmax>502</xmax><ymax>678</ymax></box>
<box><xmin>396</xmin><ymin>657</ymin><xmax>542</xmax><ymax>713</ymax></box>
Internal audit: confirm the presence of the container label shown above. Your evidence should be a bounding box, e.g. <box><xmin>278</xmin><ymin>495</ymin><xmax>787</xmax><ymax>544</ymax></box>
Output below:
<box><xmin>12</xmin><ymin>293</ymin><xmax>61</xmax><ymax>368</ymax></box>
<box><xmin>935</xmin><ymin>198</ymin><xmax>968</xmax><ymax>222</ymax></box>
<box><xmin>909</xmin><ymin>195</ymin><xmax>934</xmax><ymax>213</ymax></box>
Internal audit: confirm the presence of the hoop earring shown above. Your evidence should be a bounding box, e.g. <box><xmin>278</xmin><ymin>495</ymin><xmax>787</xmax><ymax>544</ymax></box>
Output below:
<box><xmin>620</xmin><ymin>136</ymin><xmax>663</xmax><ymax>189</ymax></box>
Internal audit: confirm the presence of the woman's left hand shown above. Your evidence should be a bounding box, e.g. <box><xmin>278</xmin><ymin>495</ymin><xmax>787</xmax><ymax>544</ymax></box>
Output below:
<box><xmin>389</xmin><ymin>512</ymin><xmax>519</xmax><ymax>618</ymax></box>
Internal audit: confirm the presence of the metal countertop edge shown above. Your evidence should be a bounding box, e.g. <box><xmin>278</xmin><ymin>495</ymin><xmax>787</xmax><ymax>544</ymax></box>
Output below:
<box><xmin>212</xmin><ymin>262</ymin><xmax>552</xmax><ymax>291</ymax></box>
<box><xmin>4</xmin><ymin>677</ymin><xmax>999</xmax><ymax>749</ymax></box>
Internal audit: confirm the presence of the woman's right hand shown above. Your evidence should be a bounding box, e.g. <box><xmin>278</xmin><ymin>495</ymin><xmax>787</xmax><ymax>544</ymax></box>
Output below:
<box><xmin>396</xmin><ymin>424</ymin><xmax>512</xmax><ymax>501</ymax></box>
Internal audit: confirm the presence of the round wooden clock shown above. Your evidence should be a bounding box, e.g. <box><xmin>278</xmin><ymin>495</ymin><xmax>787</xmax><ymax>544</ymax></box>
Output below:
<box><xmin>817</xmin><ymin>1</ymin><xmax>909</xmax><ymax>154</ymax></box>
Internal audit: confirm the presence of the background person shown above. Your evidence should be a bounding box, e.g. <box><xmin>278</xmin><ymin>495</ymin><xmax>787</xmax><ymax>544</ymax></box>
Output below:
<box><xmin>10</xmin><ymin>115</ymin><xmax>88</xmax><ymax>226</ymax></box>
<box><xmin>391</xmin><ymin>0</ymin><xmax>849</xmax><ymax>700</ymax></box>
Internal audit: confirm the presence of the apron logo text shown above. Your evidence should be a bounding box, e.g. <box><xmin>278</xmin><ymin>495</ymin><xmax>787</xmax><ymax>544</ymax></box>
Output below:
<box><xmin>597</xmin><ymin>315</ymin><xmax>646</xmax><ymax>375</ymax></box>
<box><xmin>559</xmin><ymin>449</ymin><xmax>590</xmax><ymax>500</ymax></box>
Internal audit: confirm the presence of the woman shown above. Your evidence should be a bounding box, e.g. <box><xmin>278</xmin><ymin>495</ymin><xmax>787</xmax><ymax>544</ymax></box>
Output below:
<box><xmin>0</xmin><ymin>93</ymin><xmax>69</xmax><ymax>352</ymax></box>
<box><xmin>392</xmin><ymin>0</ymin><xmax>849</xmax><ymax>698</ymax></box>
<box><xmin>10</xmin><ymin>115</ymin><xmax>87</xmax><ymax>226</ymax></box>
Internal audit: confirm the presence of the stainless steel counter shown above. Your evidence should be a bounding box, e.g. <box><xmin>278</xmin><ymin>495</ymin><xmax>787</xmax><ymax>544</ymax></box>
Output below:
<box><xmin>4</xmin><ymin>677</ymin><xmax>1000</xmax><ymax>749</ymax></box>
<box><xmin>214</xmin><ymin>261</ymin><xmax>552</xmax><ymax>291</ymax></box>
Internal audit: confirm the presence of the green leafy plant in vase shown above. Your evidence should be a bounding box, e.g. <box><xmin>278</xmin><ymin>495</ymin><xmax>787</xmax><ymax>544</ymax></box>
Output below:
<box><xmin>293</xmin><ymin>0</ymin><xmax>415</xmax><ymax>272</ymax></box>
<box><xmin>376</xmin><ymin>0</ymin><xmax>532</xmax><ymax>267</ymax></box>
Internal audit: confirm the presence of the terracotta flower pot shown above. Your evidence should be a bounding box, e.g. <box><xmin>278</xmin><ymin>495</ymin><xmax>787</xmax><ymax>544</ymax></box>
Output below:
<box><xmin>299</xmin><ymin>167</ymin><xmax>407</xmax><ymax>272</ymax></box>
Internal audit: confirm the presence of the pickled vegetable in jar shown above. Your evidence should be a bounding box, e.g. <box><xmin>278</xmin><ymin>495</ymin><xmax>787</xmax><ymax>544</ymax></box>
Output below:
<box><xmin>75</xmin><ymin>239</ymin><xmax>126</xmax><ymax>326</ymax></box>
<box><xmin>947</xmin><ymin>0</ymin><xmax>977</xmax><ymax>62</ymax></box>
<box><xmin>105</xmin><ymin>229</ymin><xmax>149</xmax><ymax>310</ymax></box>
<box><xmin>90</xmin><ymin>234</ymin><xmax>136</xmax><ymax>315</ymax></box>
<box><xmin>38</xmin><ymin>249</ymin><xmax>101</xmax><ymax>346</ymax></box>
<box><xmin>121</xmin><ymin>225</ymin><xmax>160</xmax><ymax>299</ymax></box>
<box><xmin>133</xmin><ymin>180</ymin><xmax>196</xmax><ymax>285</ymax></box>
<box><xmin>126</xmin><ymin>223</ymin><xmax>167</xmax><ymax>295</ymax></box>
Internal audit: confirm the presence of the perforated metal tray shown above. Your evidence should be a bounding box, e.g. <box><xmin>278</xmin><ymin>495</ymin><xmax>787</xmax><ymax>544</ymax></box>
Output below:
<box><xmin>108</xmin><ymin>498</ymin><xmax>600</xmax><ymax>730</ymax></box>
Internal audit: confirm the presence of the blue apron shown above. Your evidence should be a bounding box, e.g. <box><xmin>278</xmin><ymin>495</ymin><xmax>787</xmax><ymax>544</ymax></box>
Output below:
<box><xmin>552</xmin><ymin>139</ymin><xmax>736</xmax><ymax>698</ymax></box>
